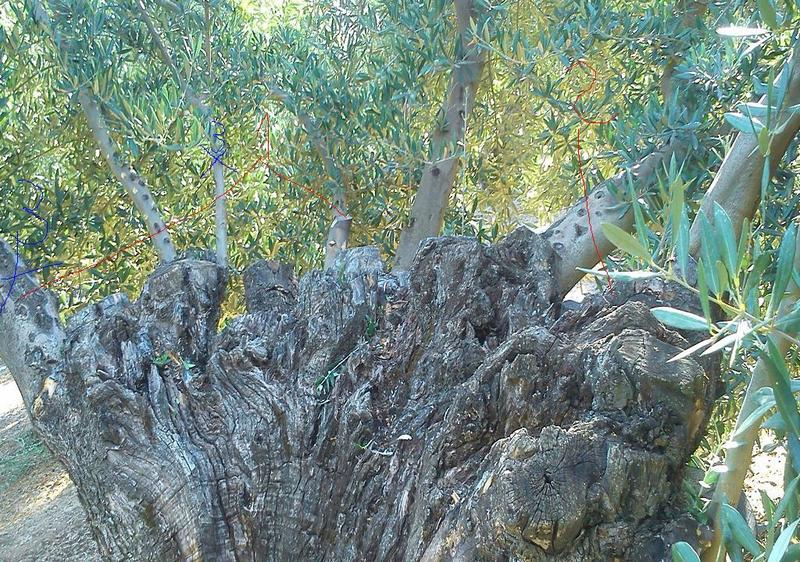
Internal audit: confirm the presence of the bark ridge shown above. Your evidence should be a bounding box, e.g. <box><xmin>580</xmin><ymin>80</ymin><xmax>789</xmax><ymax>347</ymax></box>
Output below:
<box><xmin>12</xmin><ymin>227</ymin><xmax>717</xmax><ymax>561</ymax></box>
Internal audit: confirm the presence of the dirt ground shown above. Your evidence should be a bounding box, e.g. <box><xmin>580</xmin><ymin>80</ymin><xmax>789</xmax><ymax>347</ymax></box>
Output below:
<box><xmin>743</xmin><ymin>437</ymin><xmax>787</xmax><ymax>523</ymax></box>
<box><xmin>0</xmin><ymin>364</ymin><xmax>786</xmax><ymax>561</ymax></box>
<box><xmin>0</xmin><ymin>368</ymin><xmax>100</xmax><ymax>562</ymax></box>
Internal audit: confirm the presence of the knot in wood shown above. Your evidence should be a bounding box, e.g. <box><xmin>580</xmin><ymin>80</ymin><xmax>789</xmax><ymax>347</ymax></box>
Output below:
<box><xmin>483</xmin><ymin>427</ymin><xmax>599</xmax><ymax>554</ymax></box>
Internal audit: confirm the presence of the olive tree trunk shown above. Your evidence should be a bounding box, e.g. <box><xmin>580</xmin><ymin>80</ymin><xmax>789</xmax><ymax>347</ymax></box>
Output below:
<box><xmin>0</xmin><ymin>227</ymin><xmax>718</xmax><ymax>562</ymax></box>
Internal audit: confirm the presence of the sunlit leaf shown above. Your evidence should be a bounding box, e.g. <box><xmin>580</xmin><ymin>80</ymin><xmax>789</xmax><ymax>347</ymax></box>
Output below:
<box><xmin>729</xmin><ymin>387</ymin><xmax>775</xmax><ymax>440</ymax></box>
<box><xmin>736</xmin><ymin>218</ymin><xmax>751</xmax><ymax>275</ymax></box>
<box><xmin>651</xmin><ymin>307</ymin><xmax>709</xmax><ymax>331</ymax></box>
<box><xmin>701</xmin><ymin>331</ymin><xmax>742</xmax><ymax>356</ymax></box>
<box><xmin>671</xmin><ymin>542</ymin><xmax>700</xmax><ymax>562</ymax></box>
<box><xmin>601</xmin><ymin>222</ymin><xmax>651</xmax><ymax>261</ymax></box>
<box><xmin>768</xmin><ymin>518</ymin><xmax>799</xmax><ymax>562</ymax></box>
<box><xmin>713</xmin><ymin>203</ymin><xmax>738</xmax><ymax>279</ymax></box>
<box><xmin>716</xmin><ymin>260</ymin><xmax>730</xmax><ymax>296</ymax></box>
<box><xmin>716</xmin><ymin>26</ymin><xmax>770</xmax><ymax>37</ymax></box>
<box><xmin>669</xmin><ymin>177</ymin><xmax>684</xmax><ymax>245</ymax></box>
<box><xmin>738</xmin><ymin>101</ymin><xmax>771</xmax><ymax>118</ymax></box>
<box><xmin>768</xmin><ymin>223</ymin><xmax>797</xmax><ymax>316</ymax></box>
<box><xmin>765</xmin><ymin>339</ymin><xmax>800</xmax><ymax>438</ymax></box>
<box><xmin>724</xmin><ymin>112</ymin><xmax>764</xmax><ymax>134</ymax></box>
<box><xmin>668</xmin><ymin>337</ymin><xmax>716</xmax><ymax>363</ymax></box>
<box><xmin>577</xmin><ymin>267</ymin><xmax>660</xmax><ymax>281</ymax></box>
<box><xmin>696</xmin><ymin>259</ymin><xmax>711</xmax><ymax>321</ymax></box>
<box><xmin>699</xmin><ymin>213</ymin><xmax>721</xmax><ymax>295</ymax></box>
<box><xmin>769</xmin><ymin>474</ymin><xmax>800</xmax><ymax>532</ymax></box>
<box><xmin>721</xmin><ymin>504</ymin><xmax>761</xmax><ymax>555</ymax></box>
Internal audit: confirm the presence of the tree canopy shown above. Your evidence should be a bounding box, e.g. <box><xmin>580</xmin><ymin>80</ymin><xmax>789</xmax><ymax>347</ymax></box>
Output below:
<box><xmin>2</xmin><ymin>0</ymin><xmax>792</xmax><ymax>314</ymax></box>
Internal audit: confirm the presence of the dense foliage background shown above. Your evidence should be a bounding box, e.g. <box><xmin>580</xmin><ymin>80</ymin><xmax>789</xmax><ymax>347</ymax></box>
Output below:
<box><xmin>1</xmin><ymin>0</ymin><xmax>781</xmax><ymax>314</ymax></box>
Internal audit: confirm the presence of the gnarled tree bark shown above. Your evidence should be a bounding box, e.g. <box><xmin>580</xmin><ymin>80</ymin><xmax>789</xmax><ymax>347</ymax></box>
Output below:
<box><xmin>1</xmin><ymin>225</ymin><xmax>718</xmax><ymax>561</ymax></box>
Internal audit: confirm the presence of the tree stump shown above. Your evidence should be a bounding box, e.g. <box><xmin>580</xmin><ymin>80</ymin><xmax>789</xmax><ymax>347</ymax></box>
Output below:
<box><xmin>2</xmin><ymin>227</ymin><xmax>718</xmax><ymax>561</ymax></box>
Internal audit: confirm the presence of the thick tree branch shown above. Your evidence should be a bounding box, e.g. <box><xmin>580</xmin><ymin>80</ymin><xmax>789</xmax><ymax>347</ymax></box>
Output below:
<box><xmin>78</xmin><ymin>89</ymin><xmax>178</xmax><ymax>262</ymax></box>
<box><xmin>136</xmin><ymin>0</ymin><xmax>228</xmax><ymax>267</ymax></box>
<box><xmin>545</xmin><ymin>138</ymin><xmax>685</xmax><ymax>296</ymax></box>
<box><xmin>324</xmin><ymin>215</ymin><xmax>353</xmax><ymax>269</ymax></box>
<box><xmin>392</xmin><ymin>0</ymin><xmax>487</xmax><ymax>272</ymax></box>
<box><xmin>688</xmin><ymin>41</ymin><xmax>800</xmax><ymax>254</ymax></box>
<box><xmin>31</xmin><ymin>0</ymin><xmax>177</xmax><ymax>262</ymax></box>
<box><xmin>0</xmin><ymin>239</ymin><xmax>64</xmax><ymax>411</ymax></box>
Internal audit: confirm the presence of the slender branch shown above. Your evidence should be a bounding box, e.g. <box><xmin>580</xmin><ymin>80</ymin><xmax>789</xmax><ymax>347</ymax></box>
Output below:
<box><xmin>136</xmin><ymin>0</ymin><xmax>207</xmax><ymax>111</ymax></box>
<box><xmin>30</xmin><ymin>0</ymin><xmax>177</xmax><ymax>262</ymax></box>
<box><xmin>137</xmin><ymin>0</ymin><xmax>228</xmax><ymax>266</ymax></box>
<box><xmin>701</xmin><ymin>224</ymin><xmax>800</xmax><ymax>562</ymax></box>
<box><xmin>211</xmin><ymin>138</ymin><xmax>228</xmax><ymax>267</ymax></box>
<box><xmin>323</xmin><ymin>188</ymin><xmax>351</xmax><ymax>269</ymax></box>
<box><xmin>265</xmin><ymin>86</ymin><xmax>352</xmax><ymax>264</ymax></box>
<box><xmin>78</xmin><ymin>89</ymin><xmax>177</xmax><ymax>261</ymax></box>
<box><xmin>392</xmin><ymin>0</ymin><xmax>487</xmax><ymax>272</ymax></box>
<box><xmin>203</xmin><ymin>2</ymin><xmax>227</xmax><ymax>268</ymax></box>
<box><xmin>204</xmin><ymin>0</ymin><xmax>212</xmax><ymax>79</ymax></box>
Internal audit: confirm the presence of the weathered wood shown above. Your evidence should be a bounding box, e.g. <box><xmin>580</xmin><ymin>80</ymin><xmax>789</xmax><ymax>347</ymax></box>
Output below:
<box><xmin>1</xmin><ymin>227</ymin><xmax>718</xmax><ymax>561</ymax></box>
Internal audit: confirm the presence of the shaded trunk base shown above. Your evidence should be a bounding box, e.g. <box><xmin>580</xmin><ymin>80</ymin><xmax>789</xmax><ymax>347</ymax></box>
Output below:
<box><xmin>26</xmin><ymin>228</ymin><xmax>717</xmax><ymax>561</ymax></box>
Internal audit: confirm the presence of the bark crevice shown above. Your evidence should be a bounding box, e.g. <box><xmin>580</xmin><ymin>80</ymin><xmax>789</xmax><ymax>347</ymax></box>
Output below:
<box><xmin>1</xmin><ymin>227</ymin><xmax>718</xmax><ymax>561</ymax></box>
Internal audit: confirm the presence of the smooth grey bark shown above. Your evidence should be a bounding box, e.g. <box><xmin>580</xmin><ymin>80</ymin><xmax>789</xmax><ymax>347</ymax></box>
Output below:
<box><xmin>77</xmin><ymin>89</ymin><xmax>178</xmax><ymax>263</ymax></box>
<box><xmin>543</xmin><ymin>137</ymin><xmax>686</xmax><ymax>296</ymax></box>
<box><xmin>30</xmin><ymin>0</ymin><xmax>178</xmax><ymax>263</ymax></box>
<box><xmin>392</xmin><ymin>0</ymin><xmax>487</xmax><ymax>272</ymax></box>
<box><xmin>0</xmin><ymin>227</ymin><xmax>718</xmax><ymax>561</ymax></box>
<box><xmin>325</xmin><ymin>215</ymin><xmax>353</xmax><ymax>269</ymax></box>
<box><xmin>688</xmin><ymin>40</ymin><xmax>800</xmax><ymax>255</ymax></box>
